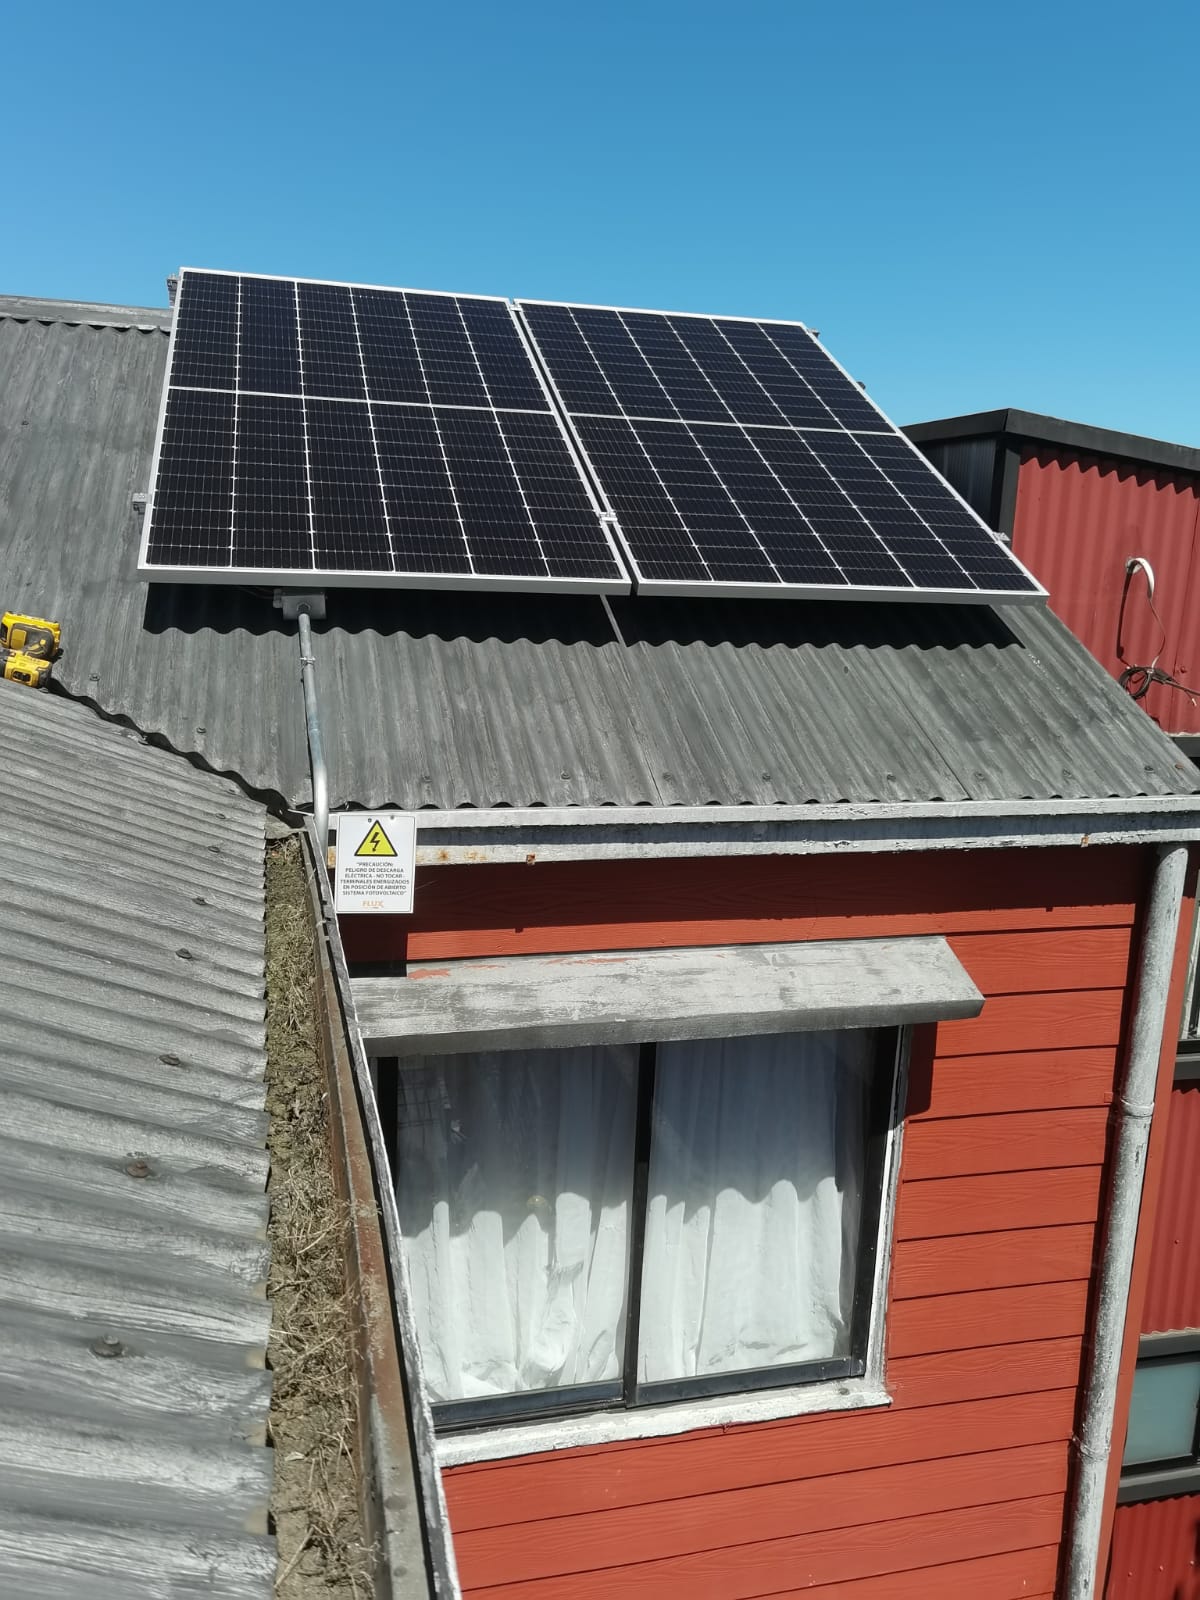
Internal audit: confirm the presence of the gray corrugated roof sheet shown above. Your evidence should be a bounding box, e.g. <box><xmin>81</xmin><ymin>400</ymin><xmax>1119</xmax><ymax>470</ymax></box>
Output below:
<box><xmin>2</xmin><ymin>293</ymin><xmax>1196</xmax><ymax>812</ymax></box>
<box><xmin>0</xmin><ymin>673</ymin><xmax>273</xmax><ymax>1598</ymax></box>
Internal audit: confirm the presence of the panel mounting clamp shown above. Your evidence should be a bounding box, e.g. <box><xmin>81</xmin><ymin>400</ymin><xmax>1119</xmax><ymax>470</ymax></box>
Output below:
<box><xmin>273</xmin><ymin>589</ymin><xmax>327</xmax><ymax>621</ymax></box>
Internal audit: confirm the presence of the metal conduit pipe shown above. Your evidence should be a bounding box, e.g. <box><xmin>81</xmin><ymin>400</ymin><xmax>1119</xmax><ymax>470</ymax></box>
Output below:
<box><xmin>297</xmin><ymin>608</ymin><xmax>330</xmax><ymax>868</ymax></box>
<box><xmin>1064</xmin><ymin>841</ymin><xmax>1189</xmax><ymax>1599</ymax></box>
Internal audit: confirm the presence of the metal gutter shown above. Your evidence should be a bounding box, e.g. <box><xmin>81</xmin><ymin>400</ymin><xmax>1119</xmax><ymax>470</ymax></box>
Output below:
<box><xmin>300</xmin><ymin>830</ymin><xmax>445</xmax><ymax>1597</ymax></box>
<box><xmin>303</xmin><ymin>823</ymin><xmax>460</xmax><ymax>1599</ymax></box>
<box><xmin>398</xmin><ymin>797</ymin><xmax>1200</xmax><ymax>866</ymax></box>
<box><xmin>1063</xmin><ymin>842</ymin><xmax>1189</xmax><ymax>1600</ymax></box>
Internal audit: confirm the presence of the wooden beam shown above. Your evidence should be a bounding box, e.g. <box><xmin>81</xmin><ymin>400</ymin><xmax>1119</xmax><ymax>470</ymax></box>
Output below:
<box><xmin>352</xmin><ymin>936</ymin><xmax>983</xmax><ymax>1056</ymax></box>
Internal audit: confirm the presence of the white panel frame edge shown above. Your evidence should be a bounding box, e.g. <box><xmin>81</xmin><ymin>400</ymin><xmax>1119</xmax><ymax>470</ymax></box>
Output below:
<box><xmin>435</xmin><ymin>1028</ymin><xmax>911</xmax><ymax>1468</ymax></box>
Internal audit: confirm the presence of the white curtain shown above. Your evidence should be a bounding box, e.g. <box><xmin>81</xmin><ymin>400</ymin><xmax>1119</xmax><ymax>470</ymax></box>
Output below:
<box><xmin>638</xmin><ymin>1030</ymin><xmax>871</xmax><ymax>1383</ymax></box>
<box><xmin>393</xmin><ymin>1029</ymin><xmax>872</xmax><ymax>1404</ymax></box>
<box><xmin>394</xmin><ymin>1045</ymin><xmax>638</xmax><ymax>1402</ymax></box>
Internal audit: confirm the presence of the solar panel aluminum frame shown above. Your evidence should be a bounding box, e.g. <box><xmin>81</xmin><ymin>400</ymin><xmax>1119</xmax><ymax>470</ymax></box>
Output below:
<box><xmin>138</xmin><ymin>268</ymin><xmax>632</xmax><ymax>594</ymax></box>
<box><xmin>514</xmin><ymin>298</ymin><xmax>1048</xmax><ymax>608</ymax></box>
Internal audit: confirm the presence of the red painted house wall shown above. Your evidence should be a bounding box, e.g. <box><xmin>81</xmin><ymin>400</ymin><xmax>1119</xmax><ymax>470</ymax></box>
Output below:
<box><xmin>365</xmin><ymin>845</ymin><xmax>1165</xmax><ymax>1598</ymax></box>
<box><xmin>1012</xmin><ymin>447</ymin><xmax>1200</xmax><ymax>734</ymax></box>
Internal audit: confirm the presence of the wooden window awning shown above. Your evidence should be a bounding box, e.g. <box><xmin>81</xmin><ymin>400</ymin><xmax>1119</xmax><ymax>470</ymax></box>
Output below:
<box><xmin>352</xmin><ymin>936</ymin><xmax>983</xmax><ymax>1057</ymax></box>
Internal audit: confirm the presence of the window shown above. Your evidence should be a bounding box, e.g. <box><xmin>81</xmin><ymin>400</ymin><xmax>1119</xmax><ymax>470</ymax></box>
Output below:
<box><xmin>1180</xmin><ymin>898</ymin><xmax>1200</xmax><ymax>1043</ymax></box>
<box><xmin>393</xmin><ymin>1027</ymin><xmax>897</xmax><ymax>1430</ymax></box>
<box><xmin>1119</xmin><ymin>1332</ymin><xmax>1200</xmax><ymax>1503</ymax></box>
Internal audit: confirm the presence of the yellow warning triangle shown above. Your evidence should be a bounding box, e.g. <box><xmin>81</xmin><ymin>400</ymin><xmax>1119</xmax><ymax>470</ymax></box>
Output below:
<box><xmin>355</xmin><ymin>819</ymin><xmax>398</xmax><ymax>857</ymax></box>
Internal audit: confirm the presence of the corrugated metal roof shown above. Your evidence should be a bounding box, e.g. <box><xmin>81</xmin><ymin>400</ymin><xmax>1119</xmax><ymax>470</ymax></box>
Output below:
<box><xmin>0</xmin><ymin>674</ymin><xmax>273</xmax><ymax>1598</ymax></box>
<box><xmin>2</xmin><ymin>295</ymin><xmax>1197</xmax><ymax>812</ymax></box>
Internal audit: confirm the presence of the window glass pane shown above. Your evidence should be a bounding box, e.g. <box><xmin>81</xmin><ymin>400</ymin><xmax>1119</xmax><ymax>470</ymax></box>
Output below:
<box><xmin>1124</xmin><ymin>1357</ymin><xmax>1200</xmax><ymax>1467</ymax></box>
<box><xmin>394</xmin><ymin>1046</ymin><xmax>638</xmax><ymax>1403</ymax></box>
<box><xmin>639</xmin><ymin>1030</ymin><xmax>876</xmax><ymax>1384</ymax></box>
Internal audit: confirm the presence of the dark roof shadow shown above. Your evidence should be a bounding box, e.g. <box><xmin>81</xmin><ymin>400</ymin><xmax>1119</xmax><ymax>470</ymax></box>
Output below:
<box><xmin>141</xmin><ymin>583</ymin><xmax>617</xmax><ymax>646</ymax></box>
<box><xmin>141</xmin><ymin>581</ymin><xmax>1023</xmax><ymax>652</ymax></box>
<box><xmin>608</xmin><ymin>594</ymin><xmax>1022</xmax><ymax>651</ymax></box>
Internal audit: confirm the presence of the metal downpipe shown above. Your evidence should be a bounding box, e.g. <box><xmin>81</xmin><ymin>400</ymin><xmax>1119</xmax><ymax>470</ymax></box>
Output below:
<box><xmin>1064</xmin><ymin>842</ymin><xmax>1189</xmax><ymax>1599</ymax></box>
<box><xmin>297</xmin><ymin>608</ymin><xmax>330</xmax><ymax>867</ymax></box>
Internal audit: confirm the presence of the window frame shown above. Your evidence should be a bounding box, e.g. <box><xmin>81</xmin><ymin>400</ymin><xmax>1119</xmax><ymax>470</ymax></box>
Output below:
<box><xmin>1179</xmin><ymin>894</ymin><xmax>1200</xmax><ymax>1043</ymax></box>
<box><xmin>1117</xmin><ymin>1330</ymin><xmax>1200</xmax><ymax>1504</ymax></box>
<box><xmin>389</xmin><ymin>1025</ymin><xmax>903</xmax><ymax>1436</ymax></box>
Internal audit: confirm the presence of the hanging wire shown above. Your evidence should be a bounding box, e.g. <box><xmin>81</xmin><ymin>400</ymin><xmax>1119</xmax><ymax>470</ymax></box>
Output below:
<box><xmin>1117</xmin><ymin>556</ymin><xmax>1196</xmax><ymax>705</ymax></box>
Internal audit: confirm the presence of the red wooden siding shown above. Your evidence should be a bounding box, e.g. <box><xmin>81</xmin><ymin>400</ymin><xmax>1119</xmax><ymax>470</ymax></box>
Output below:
<box><xmin>340</xmin><ymin>843</ymin><xmax>1143</xmax><ymax>965</ymax></box>
<box><xmin>418</xmin><ymin>845</ymin><xmax>1149</xmax><ymax>1597</ymax></box>
<box><xmin>1107</xmin><ymin>1495</ymin><xmax>1200</xmax><ymax>1600</ymax></box>
<box><xmin>1012</xmin><ymin>447</ymin><xmax>1200</xmax><ymax>735</ymax></box>
<box><xmin>1142</xmin><ymin>1083</ymin><xmax>1200</xmax><ymax>1333</ymax></box>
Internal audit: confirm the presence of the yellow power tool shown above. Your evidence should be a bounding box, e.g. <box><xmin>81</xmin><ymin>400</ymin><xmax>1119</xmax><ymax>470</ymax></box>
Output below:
<box><xmin>1</xmin><ymin>650</ymin><xmax>52</xmax><ymax>688</ymax></box>
<box><xmin>1</xmin><ymin>613</ymin><xmax>61</xmax><ymax>659</ymax></box>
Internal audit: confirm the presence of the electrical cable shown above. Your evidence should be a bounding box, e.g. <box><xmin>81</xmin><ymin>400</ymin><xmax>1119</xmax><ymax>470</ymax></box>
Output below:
<box><xmin>1117</xmin><ymin>556</ymin><xmax>1196</xmax><ymax>705</ymax></box>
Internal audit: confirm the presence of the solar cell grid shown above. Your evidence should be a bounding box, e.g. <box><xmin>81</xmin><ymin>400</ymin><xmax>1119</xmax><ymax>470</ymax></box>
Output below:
<box><xmin>517</xmin><ymin>299</ymin><xmax>1043</xmax><ymax>602</ymax></box>
<box><xmin>142</xmin><ymin>271</ymin><xmax>1041</xmax><ymax>604</ymax></box>
<box><xmin>142</xmin><ymin>269</ymin><xmax>628</xmax><ymax>590</ymax></box>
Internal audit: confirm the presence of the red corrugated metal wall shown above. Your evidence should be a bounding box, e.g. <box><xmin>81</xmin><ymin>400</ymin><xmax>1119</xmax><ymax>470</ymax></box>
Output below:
<box><xmin>389</xmin><ymin>846</ymin><xmax>1153</xmax><ymax>1599</ymax></box>
<box><xmin>1143</xmin><ymin>1083</ymin><xmax>1200</xmax><ymax>1333</ymax></box>
<box><xmin>1106</xmin><ymin>1081</ymin><xmax>1200</xmax><ymax>1598</ymax></box>
<box><xmin>1013</xmin><ymin>448</ymin><xmax>1200</xmax><ymax>734</ymax></box>
<box><xmin>1108</xmin><ymin>1496</ymin><xmax>1200</xmax><ymax>1600</ymax></box>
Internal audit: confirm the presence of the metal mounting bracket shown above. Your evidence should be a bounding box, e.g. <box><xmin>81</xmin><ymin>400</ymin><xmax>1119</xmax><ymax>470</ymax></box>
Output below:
<box><xmin>274</xmin><ymin>589</ymin><xmax>327</xmax><ymax>621</ymax></box>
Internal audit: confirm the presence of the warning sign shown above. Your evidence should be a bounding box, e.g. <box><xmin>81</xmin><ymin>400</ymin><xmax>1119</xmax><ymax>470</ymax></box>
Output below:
<box><xmin>334</xmin><ymin>813</ymin><xmax>417</xmax><ymax>915</ymax></box>
<box><xmin>356</xmin><ymin>820</ymin><xmax>397</xmax><ymax>858</ymax></box>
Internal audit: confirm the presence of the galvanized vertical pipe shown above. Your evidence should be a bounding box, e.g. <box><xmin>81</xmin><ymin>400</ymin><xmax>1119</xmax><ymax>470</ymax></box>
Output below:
<box><xmin>297</xmin><ymin>608</ymin><xmax>330</xmax><ymax>865</ymax></box>
<box><xmin>1064</xmin><ymin>841</ymin><xmax>1188</xmax><ymax>1599</ymax></box>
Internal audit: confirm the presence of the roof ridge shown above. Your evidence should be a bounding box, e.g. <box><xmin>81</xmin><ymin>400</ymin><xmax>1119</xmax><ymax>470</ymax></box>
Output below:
<box><xmin>0</xmin><ymin>293</ymin><xmax>171</xmax><ymax>332</ymax></box>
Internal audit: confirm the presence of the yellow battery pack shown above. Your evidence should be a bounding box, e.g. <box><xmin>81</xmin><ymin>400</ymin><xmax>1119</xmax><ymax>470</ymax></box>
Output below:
<box><xmin>1</xmin><ymin>649</ymin><xmax>51</xmax><ymax>688</ymax></box>
<box><xmin>1</xmin><ymin>613</ymin><xmax>61</xmax><ymax>659</ymax></box>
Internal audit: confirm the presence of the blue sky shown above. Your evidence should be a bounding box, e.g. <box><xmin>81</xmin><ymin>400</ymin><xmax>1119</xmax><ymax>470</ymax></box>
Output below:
<box><xmin>4</xmin><ymin>1</ymin><xmax>1196</xmax><ymax>441</ymax></box>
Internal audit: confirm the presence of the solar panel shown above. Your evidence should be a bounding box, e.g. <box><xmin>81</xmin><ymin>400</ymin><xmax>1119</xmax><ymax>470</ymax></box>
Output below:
<box><xmin>139</xmin><ymin>270</ymin><xmax>629</xmax><ymax>591</ymax></box>
<box><xmin>516</xmin><ymin>301</ymin><xmax>1044</xmax><ymax>604</ymax></box>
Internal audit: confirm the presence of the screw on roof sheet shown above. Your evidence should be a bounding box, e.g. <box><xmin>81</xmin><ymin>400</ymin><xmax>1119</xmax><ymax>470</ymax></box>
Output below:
<box><xmin>90</xmin><ymin>1333</ymin><xmax>126</xmax><ymax>1359</ymax></box>
<box><xmin>159</xmin><ymin>1053</ymin><xmax>181</xmax><ymax>1066</ymax></box>
<box><xmin>124</xmin><ymin>1158</ymin><xmax>153</xmax><ymax>1179</ymax></box>
<box><xmin>176</xmin><ymin>948</ymin><xmax>194</xmax><ymax>960</ymax></box>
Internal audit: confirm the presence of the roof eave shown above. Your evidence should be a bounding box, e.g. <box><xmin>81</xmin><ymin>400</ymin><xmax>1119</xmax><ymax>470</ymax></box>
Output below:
<box><xmin>387</xmin><ymin>795</ymin><xmax>1200</xmax><ymax>865</ymax></box>
<box><xmin>905</xmin><ymin>409</ymin><xmax>1200</xmax><ymax>478</ymax></box>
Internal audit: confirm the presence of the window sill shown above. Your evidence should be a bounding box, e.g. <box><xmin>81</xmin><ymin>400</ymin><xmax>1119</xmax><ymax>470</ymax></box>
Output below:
<box><xmin>1118</xmin><ymin>1464</ymin><xmax>1200</xmax><ymax>1504</ymax></box>
<box><xmin>435</xmin><ymin>1377</ymin><xmax>893</xmax><ymax>1467</ymax></box>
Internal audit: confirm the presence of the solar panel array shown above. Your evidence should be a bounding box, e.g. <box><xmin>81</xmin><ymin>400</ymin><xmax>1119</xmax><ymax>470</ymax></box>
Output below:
<box><xmin>141</xmin><ymin>268</ymin><xmax>1043</xmax><ymax>606</ymax></box>
<box><xmin>517</xmin><ymin>301</ymin><xmax>1041</xmax><ymax>600</ymax></box>
<box><xmin>142</xmin><ymin>270</ymin><xmax>628</xmax><ymax>589</ymax></box>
